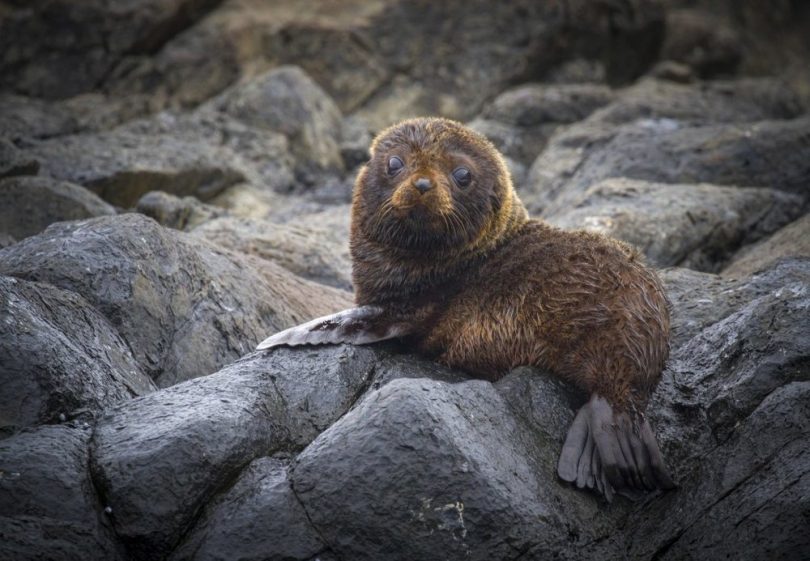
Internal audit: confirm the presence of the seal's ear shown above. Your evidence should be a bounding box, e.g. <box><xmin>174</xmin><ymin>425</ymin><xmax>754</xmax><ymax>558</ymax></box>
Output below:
<box><xmin>256</xmin><ymin>306</ymin><xmax>413</xmax><ymax>350</ymax></box>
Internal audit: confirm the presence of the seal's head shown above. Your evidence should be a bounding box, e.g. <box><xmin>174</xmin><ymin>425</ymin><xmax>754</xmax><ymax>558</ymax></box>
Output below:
<box><xmin>352</xmin><ymin>117</ymin><xmax>526</xmax><ymax>252</ymax></box>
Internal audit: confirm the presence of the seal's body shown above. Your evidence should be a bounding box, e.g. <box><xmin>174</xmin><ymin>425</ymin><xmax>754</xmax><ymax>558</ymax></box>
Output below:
<box><xmin>259</xmin><ymin>117</ymin><xmax>675</xmax><ymax>500</ymax></box>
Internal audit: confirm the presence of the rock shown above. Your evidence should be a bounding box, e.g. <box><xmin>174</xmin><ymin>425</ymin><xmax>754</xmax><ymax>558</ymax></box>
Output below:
<box><xmin>0</xmin><ymin>94</ymin><xmax>80</xmax><ymax>141</ymax></box>
<box><xmin>136</xmin><ymin>191</ymin><xmax>227</xmax><ymax>231</ymax></box>
<box><xmin>0</xmin><ymin>425</ymin><xmax>124</xmax><ymax>561</ymax></box>
<box><xmin>211</xmin><ymin>66</ymin><xmax>345</xmax><ymax>183</ymax></box>
<box><xmin>661</xmin><ymin>9</ymin><xmax>742</xmax><ymax>78</ymax></box>
<box><xmin>468</xmin><ymin>83</ymin><xmax>614</xmax><ymax>164</ymax></box>
<box><xmin>722</xmin><ymin>215</ymin><xmax>810</xmax><ymax>278</ymax></box>
<box><xmin>525</xmin><ymin>115</ymin><xmax>810</xmax><ymax>215</ymax></box>
<box><xmin>0</xmin><ymin>176</ymin><xmax>116</xmax><ymax>241</ymax></box>
<box><xmin>340</xmin><ymin>115</ymin><xmax>373</xmax><ymax>170</ymax></box>
<box><xmin>589</xmin><ymin>78</ymin><xmax>804</xmax><ymax>125</ymax></box>
<box><xmin>190</xmin><ymin>216</ymin><xmax>352</xmax><ymax>290</ymax></box>
<box><xmin>546</xmin><ymin>178</ymin><xmax>803</xmax><ymax>271</ymax></box>
<box><xmin>291</xmin><ymin>375</ymin><xmax>616</xmax><ymax>561</ymax></box>
<box><xmin>0</xmin><ymin>0</ymin><xmax>222</xmax><ymax>100</ymax></box>
<box><xmin>0</xmin><ymin>275</ymin><xmax>155</xmax><ymax>433</ymax></box>
<box><xmin>123</xmin><ymin>109</ymin><xmax>296</xmax><ymax>195</ymax></box>
<box><xmin>0</xmin><ymin>233</ymin><xmax>16</xmax><ymax>248</ymax></box>
<box><xmin>0</xmin><ymin>139</ymin><xmax>39</xmax><ymax>178</ymax></box>
<box><xmin>169</xmin><ymin>457</ymin><xmax>326</xmax><ymax>561</ymax></box>
<box><xmin>91</xmin><ymin>345</ymin><xmax>379</xmax><ymax>561</ymax></box>
<box><xmin>0</xmin><ymin>213</ymin><xmax>352</xmax><ymax>386</ymax></box>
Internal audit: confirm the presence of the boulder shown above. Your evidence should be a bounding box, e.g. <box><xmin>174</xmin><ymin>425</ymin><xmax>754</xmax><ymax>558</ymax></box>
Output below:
<box><xmin>0</xmin><ymin>275</ymin><xmax>155</xmax><ymax>433</ymax></box>
<box><xmin>169</xmin><ymin>457</ymin><xmax>327</xmax><ymax>561</ymax></box>
<box><xmin>210</xmin><ymin>66</ymin><xmax>344</xmax><ymax>183</ymax></box>
<box><xmin>0</xmin><ymin>176</ymin><xmax>116</xmax><ymax>241</ymax></box>
<box><xmin>90</xmin><ymin>345</ymin><xmax>379</xmax><ymax>561</ymax></box>
<box><xmin>0</xmin><ymin>139</ymin><xmax>39</xmax><ymax>178</ymax></box>
<box><xmin>0</xmin><ymin>213</ymin><xmax>352</xmax><ymax>386</ymax></box>
<box><xmin>722</xmin><ymin>214</ymin><xmax>810</xmax><ymax>278</ymax></box>
<box><xmin>190</xmin><ymin>216</ymin><xmax>352</xmax><ymax>290</ymax></box>
<box><xmin>525</xmin><ymin>115</ymin><xmax>810</xmax><ymax>215</ymax></box>
<box><xmin>0</xmin><ymin>425</ymin><xmax>124</xmax><ymax>561</ymax></box>
<box><xmin>660</xmin><ymin>9</ymin><xmax>742</xmax><ymax>78</ymax></box>
<box><xmin>547</xmin><ymin>178</ymin><xmax>803</xmax><ymax>271</ymax></box>
<box><xmin>136</xmin><ymin>191</ymin><xmax>227</xmax><ymax>231</ymax></box>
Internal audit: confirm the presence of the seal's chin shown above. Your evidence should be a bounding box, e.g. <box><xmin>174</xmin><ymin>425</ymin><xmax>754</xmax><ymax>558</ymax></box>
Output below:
<box><xmin>370</xmin><ymin>208</ymin><xmax>476</xmax><ymax>252</ymax></box>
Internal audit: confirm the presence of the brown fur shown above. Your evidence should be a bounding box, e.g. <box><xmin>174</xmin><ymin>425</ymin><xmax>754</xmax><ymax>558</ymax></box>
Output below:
<box><xmin>350</xmin><ymin>117</ymin><xmax>670</xmax><ymax>412</ymax></box>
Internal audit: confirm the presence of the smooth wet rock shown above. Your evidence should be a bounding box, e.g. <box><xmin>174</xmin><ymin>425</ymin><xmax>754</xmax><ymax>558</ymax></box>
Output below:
<box><xmin>547</xmin><ymin>178</ymin><xmax>803</xmax><ymax>271</ymax></box>
<box><xmin>190</xmin><ymin>216</ymin><xmax>352</xmax><ymax>290</ymax></box>
<box><xmin>0</xmin><ymin>176</ymin><xmax>116</xmax><ymax>241</ymax></box>
<box><xmin>291</xmin><ymin>375</ymin><xmax>616</xmax><ymax>561</ymax></box>
<box><xmin>525</xmin><ymin>115</ymin><xmax>810</xmax><ymax>215</ymax></box>
<box><xmin>723</xmin><ymin>214</ymin><xmax>810</xmax><ymax>278</ymax></box>
<box><xmin>0</xmin><ymin>425</ymin><xmax>124</xmax><ymax>561</ymax></box>
<box><xmin>170</xmin><ymin>457</ymin><xmax>326</xmax><ymax>561</ymax></box>
<box><xmin>211</xmin><ymin>66</ymin><xmax>344</xmax><ymax>183</ymax></box>
<box><xmin>0</xmin><ymin>213</ymin><xmax>352</xmax><ymax>386</ymax></box>
<box><xmin>91</xmin><ymin>345</ymin><xmax>379</xmax><ymax>561</ymax></box>
<box><xmin>0</xmin><ymin>275</ymin><xmax>154</xmax><ymax>433</ymax></box>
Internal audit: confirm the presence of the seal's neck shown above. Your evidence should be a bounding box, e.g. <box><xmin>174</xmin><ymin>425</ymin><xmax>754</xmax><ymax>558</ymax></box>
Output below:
<box><xmin>351</xmin><ymin>191</ymin><xmax>529</xmax><ymax>305</ymax></box>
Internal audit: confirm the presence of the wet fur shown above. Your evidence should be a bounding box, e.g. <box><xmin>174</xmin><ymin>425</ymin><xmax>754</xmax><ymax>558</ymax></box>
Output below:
<box><xmin>261</xmin><ymin>117</ymin><xmax>676</xmax><ymax>500</ymax></box>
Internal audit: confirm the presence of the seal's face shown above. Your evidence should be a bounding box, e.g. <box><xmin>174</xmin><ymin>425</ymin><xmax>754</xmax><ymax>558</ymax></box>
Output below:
<box><xmin>353</xmin><ymin>118</ymin><xmax>510</xmax><ymax>251</ymax></box>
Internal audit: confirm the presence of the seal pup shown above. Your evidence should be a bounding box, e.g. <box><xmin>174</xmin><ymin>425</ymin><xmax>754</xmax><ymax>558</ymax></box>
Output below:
<box><xmin>258</xmin><ymin>117</ymin><xmax>675</xmax><ymax>501</ymax></box>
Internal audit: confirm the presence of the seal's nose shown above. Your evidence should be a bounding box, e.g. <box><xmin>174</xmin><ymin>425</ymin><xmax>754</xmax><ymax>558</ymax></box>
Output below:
<box><xmin>413</xmin><ymin>177</ymin><xmax>432</xmax><ymax>194</ymax></box>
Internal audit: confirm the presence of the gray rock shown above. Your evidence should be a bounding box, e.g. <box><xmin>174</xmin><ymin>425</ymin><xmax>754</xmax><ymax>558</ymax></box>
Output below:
<box><xmin>212</xmin><ymin>66</ymin><xmax>344</xmax><ymax>183</ymax></box>
<box><xmin>0</xmin><ymin>176</ymin><xmax>116</xmax><ymax>241</ymax></box>
<box><xmin>291</xmin><ymin>375</ymin><xmax>615</xmax><ymax>561</ymax></box>
<box><xmin>340</xmin><ymin>115</ymin><xmax>373</xmax><ymax>170</ymax></box>
<box><xmin>589</xmin><ymin>77</ymin><xmax>804</xmax><ymax>125</ymax></box>
<box><xmin>525</xmin><ymin>116</ymin><xmax>810</xmax><ymax>215</ymax></box>
<box><xmin>26</xmin><ymin>129</ymin><xmax>246</xmax><ymax>208</ymax></box>
<box><xmin>136</xmin><ymin>191</ymin><xmax>227</xmax><ymax>231</ymax></box>
<box><xmin>170</xmin><ymin>457</ymin><xmax>326</xmax><ymax>561</ymax></box>
<box><xmin>0</xmin><ymin>425</ymin><xmax>124</xmax><ymax>561</ymax></box>
<box><xmin>190</xmin><ymin>216</ymin><xmax>352</xmax><ymax>290</ymax></box>
<box><xmin>0</xmin><ymin>275</ymin><xmax>155</xmax><ymax>433</ymax></box>
<box><xmin>0</xmin><ymin>0</ymin><xmax>222</xmax><ymax>100</ymax></box>
<box><xmin>661</xmin><ymin>8</ymin><xmax>742</xmax><ymax>78</ymax></box>
<box><xmin>0</xmin><ymin>213</ymin><xmax>353</xmax><ymax>386</ymax></box>
<box><xmin>723</xmin><ymin>214</ymin><xmax>810</xmax><ymax>278</ymax></box>
<box><xmin>0</xmin><ymin>139</ymin><xmax>39</xmax><ymax>178</ymax></box>
<box><xmin>91</xmin><ymin>345</ymin><xmax>379</xmax><ymax>561</ymax></box>
<box><xmin>0</xmin><ymin>94</ymin><xmax>79</xmax><ymax>141</ymax></box>
<box><xmin>547</xmin><ymin>178</ymin><xmax>803</xmax><ymax>271</ymax></box>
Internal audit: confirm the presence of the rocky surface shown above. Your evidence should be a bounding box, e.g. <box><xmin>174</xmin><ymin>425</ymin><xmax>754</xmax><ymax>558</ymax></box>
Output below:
<box><xmin>1</xmin><ymin>1</ymin><xmax>808</xmax><ymax>561</ymax></box>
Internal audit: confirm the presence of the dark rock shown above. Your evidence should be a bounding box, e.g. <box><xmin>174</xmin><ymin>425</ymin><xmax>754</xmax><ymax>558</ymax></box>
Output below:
<box><xmin>723</xmin><ymin>214</ymin><xmax>810</xmax><ymax>278</ymax></box>
<box><xmin>211</xmin><ymin>66</ymin><xmax>344</xmax><ymax>183</ymax></box>
<box><xmin>91</xmin><ymin>345</ymin><xmax>378</xmax><ymax>560</ymax></box>
<box><xmin>661</xmin><ymin>9</ymin><xmax>742</xmax><ymax>78</ymax></box>
<box><xmin>291</xmin><ymin>375</ymin><xmax>617</xmax><ymax>561</ymax></box>
<box><xmin>0</xmin><ymin>176</ymin><xmax>116</xmax><ymax>241</ymax></box>
<box><xmin>136</xmin><ymin>191</ymin><xmax>227</xmax><ymax>231</ymax></box>
<box><xmin>468</xmin><ymin>83</ymin><xmax>614</xmax><ymax>164</ymax></box>
<box><xmin>0</xmin><ymin>94</ymin><xmax>79</xmax><ymax>141</ymax></box>
<box><xmin>589</xmin><ymin>77</ymin><xmax>804</xmax><ymax>125</ymax></box>
<box><xmin>0</xmin><ymin>425</ymin><xmax>124</xmax><ymax>561</ymax></box>
<box><xmin>26</xmin><ymin>129</ymin><xmax>247</xmax><ymax>208</ymax></box>
<box><xmin>0</xmin><ymin>139</ymin><xmax>39</xmax><ymax>178</ymax></box>
<box><xmin>0</xmin><ymin>213</ymin><xmax>352</xmax><ymax>386</ymax></box>
<box><xmin>169</xmin><ymin>457</ymin><xmax>326</xmax><ymax>561</ymax></box>
<box><xmin>547</xmin><ymin>178</ymin><xmax>803</xmax><ymax>271</ymax></box>
<box><xmin>0</xmin><ymin>233</ymin><xmax>15</xmax><ymax>249</ymax></box>
<box><xmin>525</xmin><ymin>115</ymin><xmax>810</xmax><ymax>215</ymax></box>
<box><xmin>0</xmin><ymin>0</ymin><xmax>223</xmax><ymax>100</ymax></box>
<box><xmin>190</xmin><ymin>216</ymin><xmax>352</xmax><ymax>290</ymax></box>
<box><xmin>0</xmin><ymin>275</ymin><xmax>155</xmax><ymax>433</ymax></box>
<box><xmin>339</xmin><ymin>115</ymin><xmax>373</xmax><ymax>170</ymax></box>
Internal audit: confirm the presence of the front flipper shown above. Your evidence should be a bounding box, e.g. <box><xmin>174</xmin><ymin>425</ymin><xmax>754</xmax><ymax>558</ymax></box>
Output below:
<box><xmin>557</xmin><ymin>394</ymin><xmax>675</xmax><ymax>502</ymax></box>
<box><xmin>256</xmin><ymin>306</ymin><xmax>413</xmax><ymax>350</ymax></box>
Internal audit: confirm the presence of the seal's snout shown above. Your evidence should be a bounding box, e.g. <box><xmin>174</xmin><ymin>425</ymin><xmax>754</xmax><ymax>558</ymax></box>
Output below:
<box><xmin>413</xmin><ymin>177</ymin><xmax>432</xmax><ymax>194</ymax></box>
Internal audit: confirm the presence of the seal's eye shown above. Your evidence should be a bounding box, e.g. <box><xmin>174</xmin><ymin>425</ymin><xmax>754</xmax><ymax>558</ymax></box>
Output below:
<box><xmin>452</xmin><ymin>167</ymin><xmax>472</xmax><ymax>187</ymax></box>
<box><xmin>387</xmin><ymin>156</ymin><xmax>404</xmax><ymax>175</ymax></box>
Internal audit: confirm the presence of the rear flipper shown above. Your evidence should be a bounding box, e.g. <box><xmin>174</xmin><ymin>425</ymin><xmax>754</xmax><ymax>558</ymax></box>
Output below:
<box><xmin>256</xmin><ymin>306</ymin><xmax>413</xmax><ymax>350</ymax></box>
<box><xmin>557</xmin><ymin>394</ymin><xmax>675</xmax><ymax>502</ymax></box>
